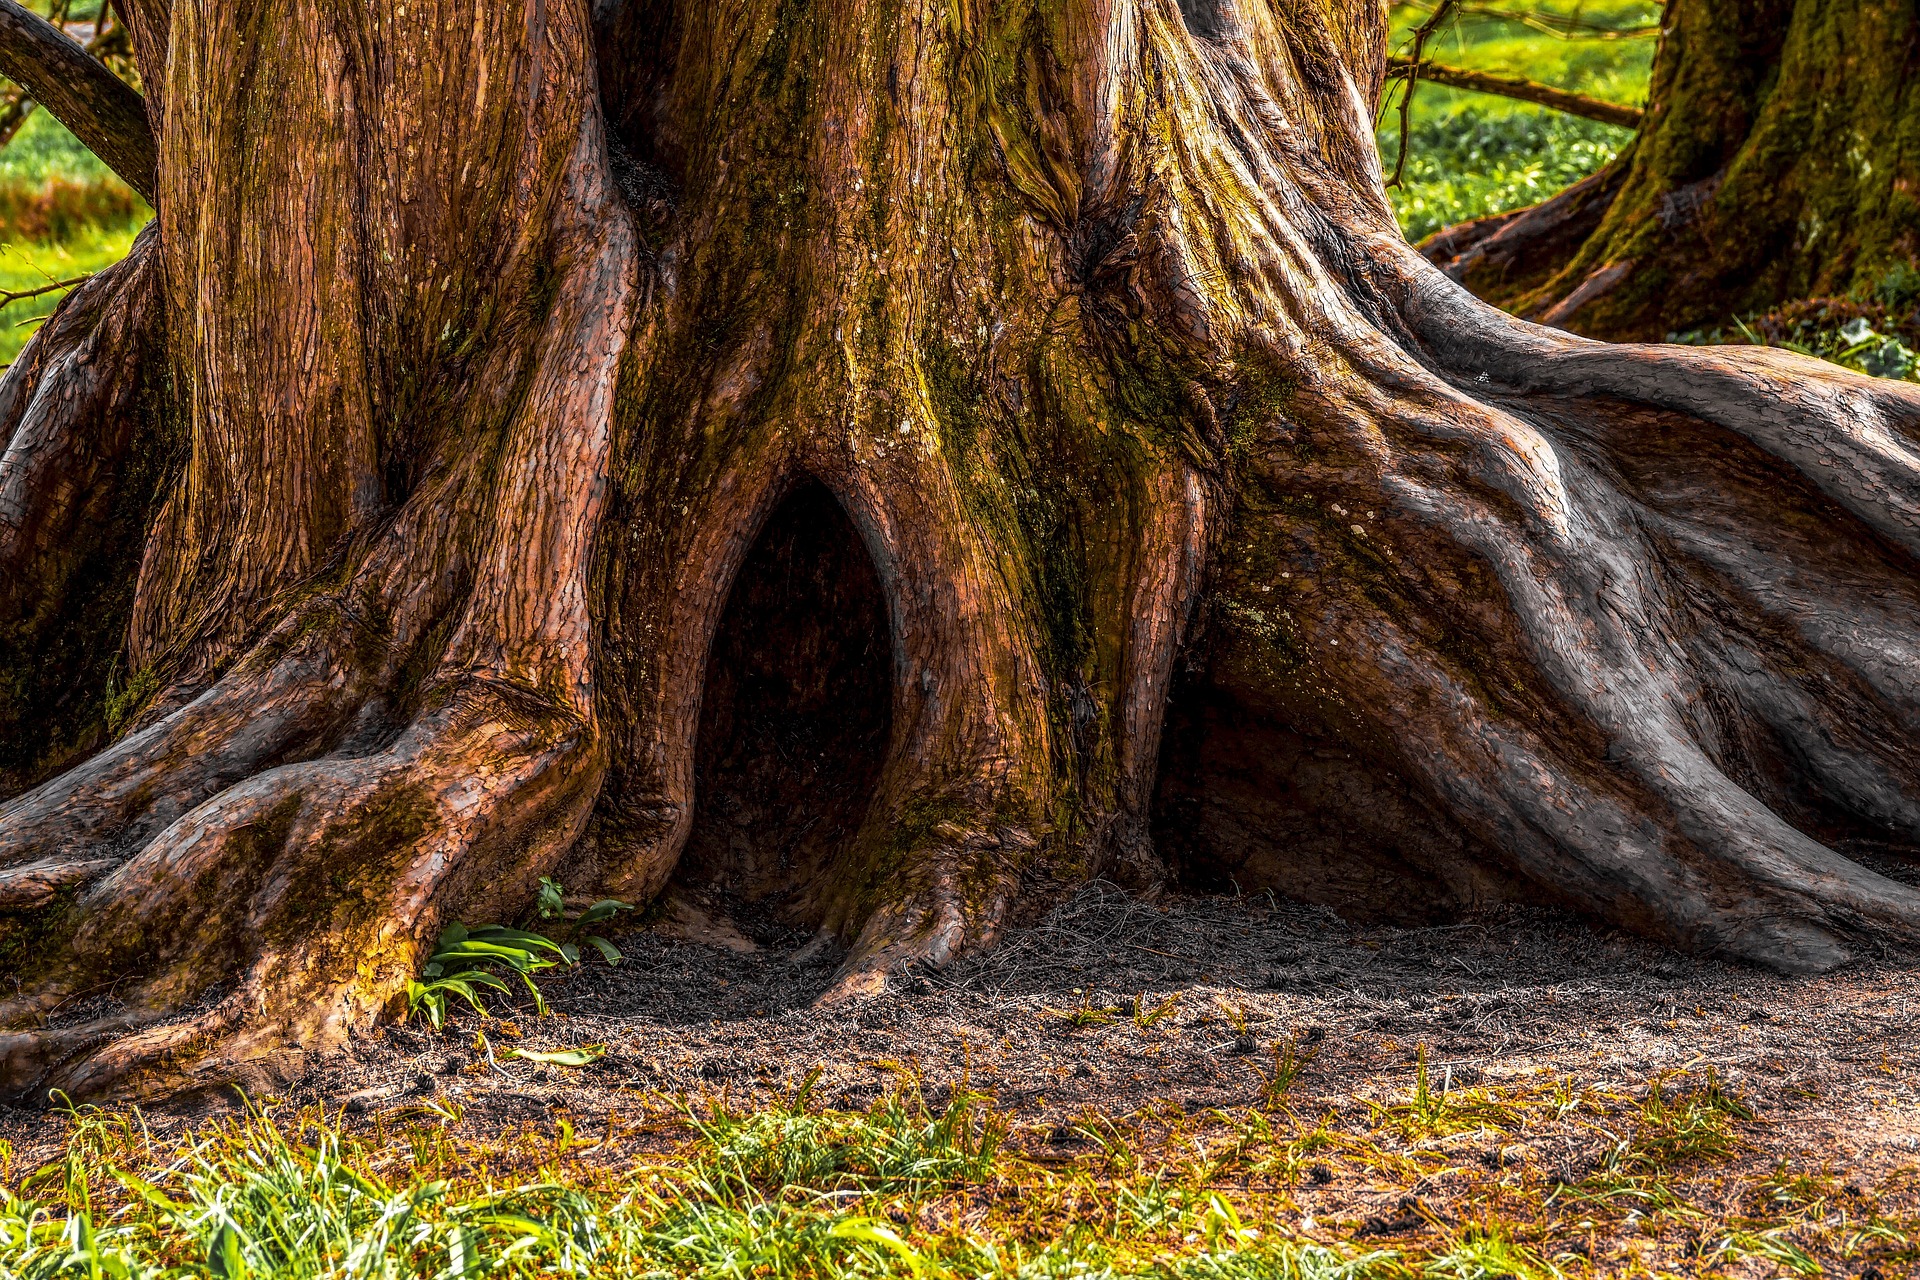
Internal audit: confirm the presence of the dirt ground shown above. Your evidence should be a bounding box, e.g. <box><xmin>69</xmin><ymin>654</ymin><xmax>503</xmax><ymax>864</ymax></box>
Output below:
<box><xmin>5</xmin><ymin>882</ymin><xmax>1919</xmax><ymax>1249</ymax></box>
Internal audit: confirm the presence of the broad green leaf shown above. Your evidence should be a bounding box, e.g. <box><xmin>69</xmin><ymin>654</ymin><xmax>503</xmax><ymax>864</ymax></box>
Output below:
<box><xmin>575</xmin><ymin>898</ymin><xmax>632</xmax><ymax>927</ymax></box>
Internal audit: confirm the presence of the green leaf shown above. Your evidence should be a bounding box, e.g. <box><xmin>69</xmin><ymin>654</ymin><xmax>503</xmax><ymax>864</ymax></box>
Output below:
<box><xmin>460</xmin><ymin>927</ymin><xmax>570</xmax><ymax>960</ymax></box>
<box><xmin>827</xmin><ymin>1219</ymin><xmax>928</xmax><ymax>1274</ymax></box>
<box><xmin>112</xmin><ymin>1167</ymin><xmax>186</xmax><ymax>1217</ymax></box>
<box><xmin>583</xmin><ymin>935</ymin><xmax>622</xmax><ymax>966</ymax></box>
<box><xmin>432</xmin><ymin>940</ymin><xmax>545</xmax><ymax>971</ymax></box>
<box><xmin>503</xmin><ymin>1044</ymin><xmax>607</xmax><ymax>1067</ymax></box>
<box><xmin>574</xmin><ymin>898</ymin><xmax>632</xmax><ymax>927</ymax></box>
<box><xmin>208</xmin><ymin>1224</ymin><xmax>247</xmax><ymax>1279</ymax></box>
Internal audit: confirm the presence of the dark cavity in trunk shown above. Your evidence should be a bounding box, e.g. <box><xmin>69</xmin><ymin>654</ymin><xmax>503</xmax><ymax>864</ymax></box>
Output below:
<box><xmin>677</xmin><ymin>481</ymin><xmax>894</xmax><ymax>925</ymax></box>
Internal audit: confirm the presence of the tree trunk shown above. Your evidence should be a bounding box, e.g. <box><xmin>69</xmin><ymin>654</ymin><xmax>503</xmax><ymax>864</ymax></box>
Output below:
<box><xmin>3</xmin><ymin>0</ymin><xmax>1919</xmax><ymax>1100</ymax></box>
<box><xmin>1425</xmin><ymin>0</ymin><xmax>1920</xmax><ymax>339</ymax></box>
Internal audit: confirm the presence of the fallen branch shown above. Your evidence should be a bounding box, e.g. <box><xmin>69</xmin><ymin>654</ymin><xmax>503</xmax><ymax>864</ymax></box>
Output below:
<box><xmin>1387</xmin><ymin>58</ymin><xmax>1644</xmax><ymax>129</ymax></box>
<box><xmin>0</xmin><ymin>0</ymin><xmax>153</xmax><ymax>199</ymax></box>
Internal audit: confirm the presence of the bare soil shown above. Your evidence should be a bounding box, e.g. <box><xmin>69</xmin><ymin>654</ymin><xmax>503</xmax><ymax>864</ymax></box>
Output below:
<box><xmin>5</xmin><ymin>883</ymin><xmax>1918</xmax><ymax>1237</ymax></box>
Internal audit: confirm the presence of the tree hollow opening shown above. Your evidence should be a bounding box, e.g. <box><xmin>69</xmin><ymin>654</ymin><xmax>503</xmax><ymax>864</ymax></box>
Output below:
<box><xmin>675</xmin><ymin>481</ymin><xmax>893</xmax><ymax>931</ymax></box>
<box><xmin>1151</xmin><ymin>672</ymin><xmax>1535</xmax><ymax>925</ymax></box>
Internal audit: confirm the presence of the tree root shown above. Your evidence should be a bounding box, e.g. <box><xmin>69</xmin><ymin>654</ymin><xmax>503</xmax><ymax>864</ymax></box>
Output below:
<box><xmin>0</xmin><ymin>224</ymin><xmax>164</xmax><ymax>793</ymax></box>
<box><xmin>7</xmin><ymin>0</ymin><xmax>1920</xmax><ymax>1103</ymax></box>
<box><xmin>0</xmin><ymin>106</ymin><xmax>637</xmax><ymax>1099</ymax></box>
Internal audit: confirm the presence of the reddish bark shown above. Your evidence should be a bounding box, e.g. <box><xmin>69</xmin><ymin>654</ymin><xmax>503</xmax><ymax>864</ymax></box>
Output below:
<box><xmin>0</xmin><ymin>0</ymin><xmax>1916</xmax><ymax>1100</ymax></box>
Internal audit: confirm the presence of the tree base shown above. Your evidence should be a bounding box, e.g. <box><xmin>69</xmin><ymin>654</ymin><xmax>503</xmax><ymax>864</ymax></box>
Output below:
<box><xmin>3</xmin><ymin>0</ymin><xmax>1919</xmax><ymax>1103</ymax></box>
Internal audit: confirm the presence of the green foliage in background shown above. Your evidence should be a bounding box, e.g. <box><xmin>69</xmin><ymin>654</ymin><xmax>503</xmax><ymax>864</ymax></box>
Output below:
<box><xmin>1378</xmin><ymin>1</ymin><xmax>1657</xmax><ymax>239</ymax></box>
<box><xmin>0</xmin><ymin>112</ymin><xmax>150</xmax><ymax>369</ymax></box>
<box><xmin>1386</xmin><ymin>108</ymin><xmax>1623</xmax><ymax>242</ymax></box>
<box><xmin>0</xmin><ymin>102</ymin><xmax>124</xmax><ymax>188</ymax></box>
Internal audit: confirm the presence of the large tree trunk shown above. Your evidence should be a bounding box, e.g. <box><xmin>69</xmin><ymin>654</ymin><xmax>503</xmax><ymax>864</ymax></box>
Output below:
<box><xmin>1425</xmin><ymin>0</ymin><xmax>1920</xmax><ymax>340</ymax></box>
<box><xmin>2</xmin><ymin>0</ymin><xmax>1918</xmax><ymax>1100</ymax></box>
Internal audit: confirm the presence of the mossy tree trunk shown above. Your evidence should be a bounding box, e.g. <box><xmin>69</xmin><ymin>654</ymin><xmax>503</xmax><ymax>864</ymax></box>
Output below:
<box><xmin>1427</xmin><ymin>0</ymin><xmax>1920</xmax><ymax>339</ymax></box>
<box><xmin>2</xmin><ymin>0</ymin><xmax>1919</xmax><ymax>1099</ymax></box>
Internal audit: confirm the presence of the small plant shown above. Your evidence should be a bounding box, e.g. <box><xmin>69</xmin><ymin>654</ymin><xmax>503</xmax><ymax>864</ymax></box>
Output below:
<box><xmin>1134</xmin><ymin>991</ymin><xmax>1181</xmax><ymax>1029</ymax></box>
<box><xmin>1615</xmin><ymin>1072</ymin><xmax>1752</xmax><ymax>1172</ymax></box>
<box><xmin>1257</xmin><ymin>1032</ymin><xmax>1320</xmax><ymax>1108</ymax></box>
<box><xmin>404</xmin><ymin>879</ymin><xmax>631</xmax><ymax>1029</ymax></box>
<box><xmin>1052</xmin><ymin>992</ymin><xmax>1121</xmax><ymax>1029</ymax></box>
<box><xmin>1372</xmin><ymin>1046</ymin><xmax>1520</xmax><ymax>1139</ymax></box>
<box><xmin>1424</xmin><ymin>1223</ymin><xmax>1559</xmax><ymax>1280</ymax></box>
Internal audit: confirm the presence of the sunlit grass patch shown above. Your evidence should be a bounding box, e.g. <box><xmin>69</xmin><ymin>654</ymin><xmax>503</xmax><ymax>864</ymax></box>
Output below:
<box><xmin>0</xmin><ymin>110</ymin><xmax>152</xmax><ymax>369</ymax></box>
<box><xmin>0</xmin><ymin>221</ymin><xmax>146</xmax><ymax>369</ymax></box>
<box><xmin>1377</xmin><ymin>1</ymin><xmax>1656</xmax><ymax>240</ymax></box>
<box><xmin>1</xmin><ymin>1065</ymin><xmax>1914</xmax><ymax>1278</ymax></box>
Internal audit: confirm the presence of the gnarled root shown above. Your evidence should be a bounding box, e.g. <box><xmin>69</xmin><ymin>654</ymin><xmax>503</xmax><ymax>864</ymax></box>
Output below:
<box><xmin>2</xmin><ymin>677</ymin><xmax>599</xmax><ymax>1098</ymax></box>
<box><xmin>0</xmin><ymin>224</ymin><xmax>165</xmax><ymax>793</ymax></box>
<box><xmin>0</xmin><ymin>114</ymin><xmax>636</xmax><ymax>1100</ymax></box>
<box><xmin>1181</xmin><ymin>221</ymin><xmax>1920</xmax><ymax>971</ymax></box>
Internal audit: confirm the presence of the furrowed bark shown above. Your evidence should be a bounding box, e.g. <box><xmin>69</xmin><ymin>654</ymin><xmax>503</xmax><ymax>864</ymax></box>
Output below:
<box><xmin>0</xmin><ymin>0</ymin><xmax>1915</xmax><ymax>1101</ymax></box>
<box><xmin>0</xmin><ymin>0</ymin><xmax>153</xmax><ymax>199</ymax></box>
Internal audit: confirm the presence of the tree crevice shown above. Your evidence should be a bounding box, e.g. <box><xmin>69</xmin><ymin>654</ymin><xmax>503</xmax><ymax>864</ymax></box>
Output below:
<box><xmin>676</xmin><ymin>480</ymin><xmax>894</xmax><ymax>932</ymax></box>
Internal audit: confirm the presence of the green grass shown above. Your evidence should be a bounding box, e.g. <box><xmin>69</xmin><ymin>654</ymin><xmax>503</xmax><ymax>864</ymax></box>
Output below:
<box><xmin>0</xmin><ymin>220</ymin><xmax>144</xmax><ymax>368</ymax></box>
<box><xmin>0</xmin><ymin>101</ymin><xmax>126</xmax><ymax>188</ymax></box>
<box><xmin>2</xmin><ymin>1065</ymin><xmax>1914</xmax><ymax>1279</ymax></box>
<box><xmin>0</xmin><ymin>109</ymin><xmax>150</xmax><ymax>369</ymax></box>
<box><xmin>1378</xmin><ymin>1</ymin><xmax>1659</xmax><ymax>240</ymax></box>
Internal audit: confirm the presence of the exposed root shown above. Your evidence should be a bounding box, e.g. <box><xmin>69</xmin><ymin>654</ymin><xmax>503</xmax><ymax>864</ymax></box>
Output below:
<box><xmin>1416</xmin><ymin>163</ymin><xmax>1628</xmax><ymax>327</ymax></box>
<box><xmin>1189</xmin><ymin>232</ymin><xmax>1920</xmax><ymax>969</ymax></box>
<box><xmin>0</xmin><ymin>224</ymin><xmax>164</xmax><ymax>791</ymax></box>
<box><xmin>0</xmin><ymin>857</ymin><xmax>116</xmax><ymax>909</ymax></box>
<box><xmin>0</xmin><ymin>107</ymin><xmax>636</xmax><ymax>1099</ymax></box>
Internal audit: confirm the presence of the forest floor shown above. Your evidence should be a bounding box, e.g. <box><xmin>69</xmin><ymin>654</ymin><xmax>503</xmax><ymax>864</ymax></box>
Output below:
<box><xmin>4</xmin><ymin>882</ymin><xmax>1916</xmax><ymax>1277</ymax></box>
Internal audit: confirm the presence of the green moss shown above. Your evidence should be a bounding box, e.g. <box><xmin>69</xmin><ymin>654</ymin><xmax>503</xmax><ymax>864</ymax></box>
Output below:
<box><xmin>0</xmin><ymin>884</ymin><xmax>81</xmax><ymax>991</ymax></box>
<box><xmin>261</xmin><ymin>784</ymin><xmax>433</xmax><ymax>951</ymax></box>
<box><xmin>101</xmin><ymin>664</ymin><xmax>159</xmax><ymax>736</ymax></box>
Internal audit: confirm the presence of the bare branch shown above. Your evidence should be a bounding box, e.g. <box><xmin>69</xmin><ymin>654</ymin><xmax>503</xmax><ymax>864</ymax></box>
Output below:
<box><xmin>0</xmin><ymin>0</ymin><xmax>153</xmax><ymax>199</ymax></box>
<box><xmin>1387</xmin><ymin>58</ymin><xmax>1645</xmax><ymax>129</ymax></box>
<box><xmin>1386</xmin><ymin>0</ymin><xmax>1460</xmax><ymax>190</ymax></box>
<box><xmin>0</xmin><ymin>273</ymin><xmax>88</xmax><ymax>307</ymax></box>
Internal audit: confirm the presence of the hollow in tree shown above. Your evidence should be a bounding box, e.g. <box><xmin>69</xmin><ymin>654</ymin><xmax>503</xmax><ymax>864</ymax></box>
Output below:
<box><xmin>1</xmin><ymin>0</ymin><xmax>1918</xmax><ymax>1100</ymax></box>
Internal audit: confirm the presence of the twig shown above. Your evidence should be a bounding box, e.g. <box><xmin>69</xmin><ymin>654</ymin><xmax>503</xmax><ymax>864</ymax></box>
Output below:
<box><xmin>1386</xmin><ymin>58</ymin><xmax>1643</xmax><ymax>129</ymax></box>
<box><xmin>1386</xmin><ymin>0</ymin><xmax>1459</xmax><ymax>190</ymax></box>
<box><xmin>1</xmin><ymin>272</ymin><xmax>88</xmax><ymax>308</ymax></box>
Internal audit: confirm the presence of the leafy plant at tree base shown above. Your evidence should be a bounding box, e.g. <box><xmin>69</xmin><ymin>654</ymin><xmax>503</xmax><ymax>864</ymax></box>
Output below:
<box><xmin>404</xmin><ymin>880</ymin><xmax>631</xmax><ymax>1030</ymax></box>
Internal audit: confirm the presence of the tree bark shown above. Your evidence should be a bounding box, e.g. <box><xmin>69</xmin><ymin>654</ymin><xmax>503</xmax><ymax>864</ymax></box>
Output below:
<box><xmin>1</xmin><ymin>0</ymin><xmax>1917</xmax><ymax>1101</ymax></box>
<box><xmin>1426</xmin><ymin>0</ymin><xmax>1920</xmax><ymax>339</ymax></box>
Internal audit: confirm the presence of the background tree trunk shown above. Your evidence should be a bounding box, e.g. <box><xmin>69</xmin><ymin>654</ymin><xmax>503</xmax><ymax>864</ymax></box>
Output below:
<box><xmin>1426</xmin><ymin>0</ymin><xmax>1920</xmax><ymax>339</ymax></box>
<box><xmin>2</xmin><ymin>0</ymin><xmax>1918</xmax><ymax>1101</ymax></box>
